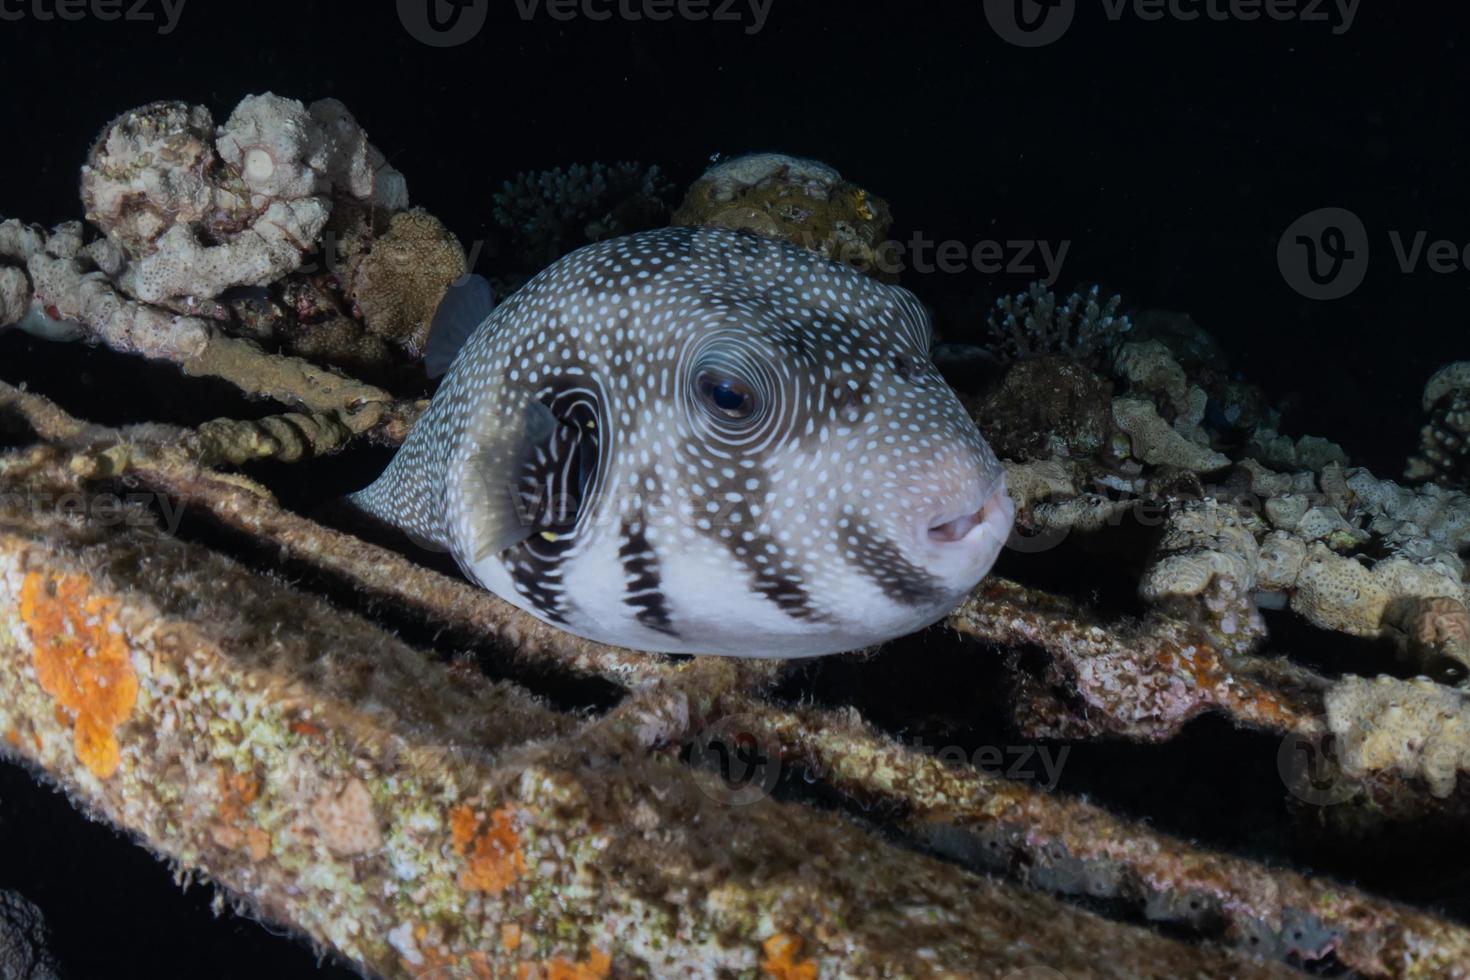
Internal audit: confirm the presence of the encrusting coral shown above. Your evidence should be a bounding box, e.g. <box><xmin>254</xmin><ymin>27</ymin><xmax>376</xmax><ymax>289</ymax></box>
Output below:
<box><xmin>18</xmin><ymin>571</ymin><xmax>138</xmax><ymax>780</ymax></box>
<box><xmin>1326</xmin><ymin>676</ymin><xmax>1470</xmax><ymax>798</ymax></box>
<box><xmin>1140</xmin><ymin>497</ymin><xmax>1267</xmax><ymax>654</ymax></box>
<box><xmin>14</xmin><ymin>216</ymin><xmax>393</xmax><ymax>420</ymax></box>
<box><xmin>1107</xmin><ymin>339</ymin><xmax>1231</xmax><ymax>471</ymax></box>
<box><xmin>1406</xmin><ymin>361</ymin><xmax>1470</xmax><ymax>490</ymax></box>
<box><xmin>975</xmin><ymin>307</ymin><xmax>1468</xmax><ymax>670</ymax></box>
<box><xmin>672</xmin><ymin>152</ymin><xmax>894</xmax><ymax>277</ymax></box>
<box><xmin>974</xmin><ymin>356</ymin><xmax>1115</xmax><ymax>462</ymax></box>
<box><xmin>965</xmin><ymin>282</ymin><xmax>1470</xmax><ymax>816</ymax></box>
<box><xmin>0</xmin><ymin>265</ymin><xmax>27</xmax><ymax>328</ymax></box>
<box><xmin>341</xmin><ymin>207</ymin><xmax>467</xmax><ymax>356</ymax></box>
<box><xmin>1112</xmin><ymin>394</ymin><xmax>1231</xmax><ymax>471</ymax></box>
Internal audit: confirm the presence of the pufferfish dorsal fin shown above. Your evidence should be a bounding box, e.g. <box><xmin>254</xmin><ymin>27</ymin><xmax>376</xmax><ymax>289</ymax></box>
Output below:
<box><xmin>425</xmin><ymin>274</ymin><xmax>495</xmax><ymax>379</ymax></box>
<box><xmin>448</xmin><ymin>386</ymin><xmax>557</xmax><ymax>565</ymax></box>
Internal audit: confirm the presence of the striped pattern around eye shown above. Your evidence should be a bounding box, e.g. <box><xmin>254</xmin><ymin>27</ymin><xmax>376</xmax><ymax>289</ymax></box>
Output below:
<box><xmin>678</xmin><ymin>335</ymin><xmax>797</xmax><ymax>458</ymax></box>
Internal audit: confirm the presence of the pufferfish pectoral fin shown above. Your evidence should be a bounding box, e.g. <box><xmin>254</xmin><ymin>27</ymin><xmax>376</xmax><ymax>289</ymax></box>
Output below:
<box><xmin>425</xmin><ymin>273</ymin><xmax>495</xmax><ymax>379</ymax></box>
<box><xmin>451</xmin><ymin>387</ymin><xmax>558</xmax><ymax>565</ymax></box>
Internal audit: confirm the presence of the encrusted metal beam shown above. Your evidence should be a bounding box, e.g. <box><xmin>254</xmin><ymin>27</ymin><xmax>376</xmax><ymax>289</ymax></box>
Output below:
<box><xmin>0</xmin><ymin>460</ymin><xmax>1297</xmax><ymax>978</ymax></box>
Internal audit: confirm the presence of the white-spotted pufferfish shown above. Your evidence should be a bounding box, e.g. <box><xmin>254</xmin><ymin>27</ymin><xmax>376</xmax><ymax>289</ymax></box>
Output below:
<box><xmin>352</xmin><ymin>227</ymin><xmax>1013</xmax><ymax>657</ymax></box>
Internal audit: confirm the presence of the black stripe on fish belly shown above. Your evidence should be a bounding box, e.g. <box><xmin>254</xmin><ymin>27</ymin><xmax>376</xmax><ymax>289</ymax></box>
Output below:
<box><xmin>617</xmin><ymin>516</ymin><xmax>678</xmax><ymax>637</ymax></box>
<box><xmin>742</xmin><ymin>532</ymin><xmax>828</xmax><ymax>621</ymax></box>
<box><xmin>843</xmin><ymin>518</ymin><xmax>947</xmax><ymax>607</ymax></box>
<box><xmin>697</xmin><ymin>477</ymin><xmax>830</xmax><ymax>624</ymax></box>
<box><xmin>509</xmin><ymin>553</ymin><xmax>568</xmax><ymax>624</ymax></box>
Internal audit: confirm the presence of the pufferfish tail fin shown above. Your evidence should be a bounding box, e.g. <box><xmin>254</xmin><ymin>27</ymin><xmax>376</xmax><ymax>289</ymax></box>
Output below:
<box><xmin>352</xmin><ymin>270</ymin><xmax>517</xmax><ymax>555</ymax></box>
<box><xmin>347</xmin><ymin>417</ymin><xmax>453</xmax><ymax>551</ymax></box>
<box><xmin>348</xmin><ymin>377</ymin><xmax>556</xmax><ymax>565</ymax></box>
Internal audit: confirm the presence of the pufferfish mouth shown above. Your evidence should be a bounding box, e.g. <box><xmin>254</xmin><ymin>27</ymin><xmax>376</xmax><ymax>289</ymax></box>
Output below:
<box><xmin>927</xmin><ymin>510</ymin><xmax>982</xmax><ymax>543</ymax></box>
<box><xmin>927</xmin><ymin>483</ymin><xmax>1015</xmax><ymax>546</ymax></box>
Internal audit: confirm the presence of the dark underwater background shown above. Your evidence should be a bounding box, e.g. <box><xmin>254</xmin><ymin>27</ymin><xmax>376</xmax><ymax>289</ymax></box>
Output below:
<box><xmin>6</xmin><ymin>1</ymin><xmax>1470</xmax><ymax>480</ymax></box>
<box><xmin>2</xmin><ymin>1</ymin><xmax>1469</xmax><ymax>976</ymax></box>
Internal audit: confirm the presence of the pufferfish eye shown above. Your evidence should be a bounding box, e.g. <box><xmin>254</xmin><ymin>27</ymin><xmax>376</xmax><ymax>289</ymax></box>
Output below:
<box><xmin>696</xmin><ymin>371</ymin><xmax>757</xmax><ymax>420</ymax></box>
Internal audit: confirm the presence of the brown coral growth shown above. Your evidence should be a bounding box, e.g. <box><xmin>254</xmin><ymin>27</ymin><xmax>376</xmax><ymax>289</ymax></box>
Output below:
<box><xmin>211</xmin><ymin>769</ymin><xmax>272</xmax><ymax>861</ymax></box>
<box><xmin>345</xmin><ymin>207</ymin><xmax>467</xmax><ymax>353</ymax></box>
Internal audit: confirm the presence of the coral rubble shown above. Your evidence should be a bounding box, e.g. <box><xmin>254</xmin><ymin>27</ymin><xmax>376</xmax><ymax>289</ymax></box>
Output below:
<box><xmin>0</xmin><ymin>890</ymin><xmax>61</xmax><ymax>980</ymax></box>
<box><xmin>1327</xmin><ymin>675</ymin><xmax>1470</xmax><ymax>798</ymax></box>
<box><xmin>3</xmin><ymin>92</ymin><xmax>469</xmax><ymax>411</ymax></box>
<box><xmin>82</xmin><ymin>95</ymin><xmax>406</xmax><ymax>305</ymax></box>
